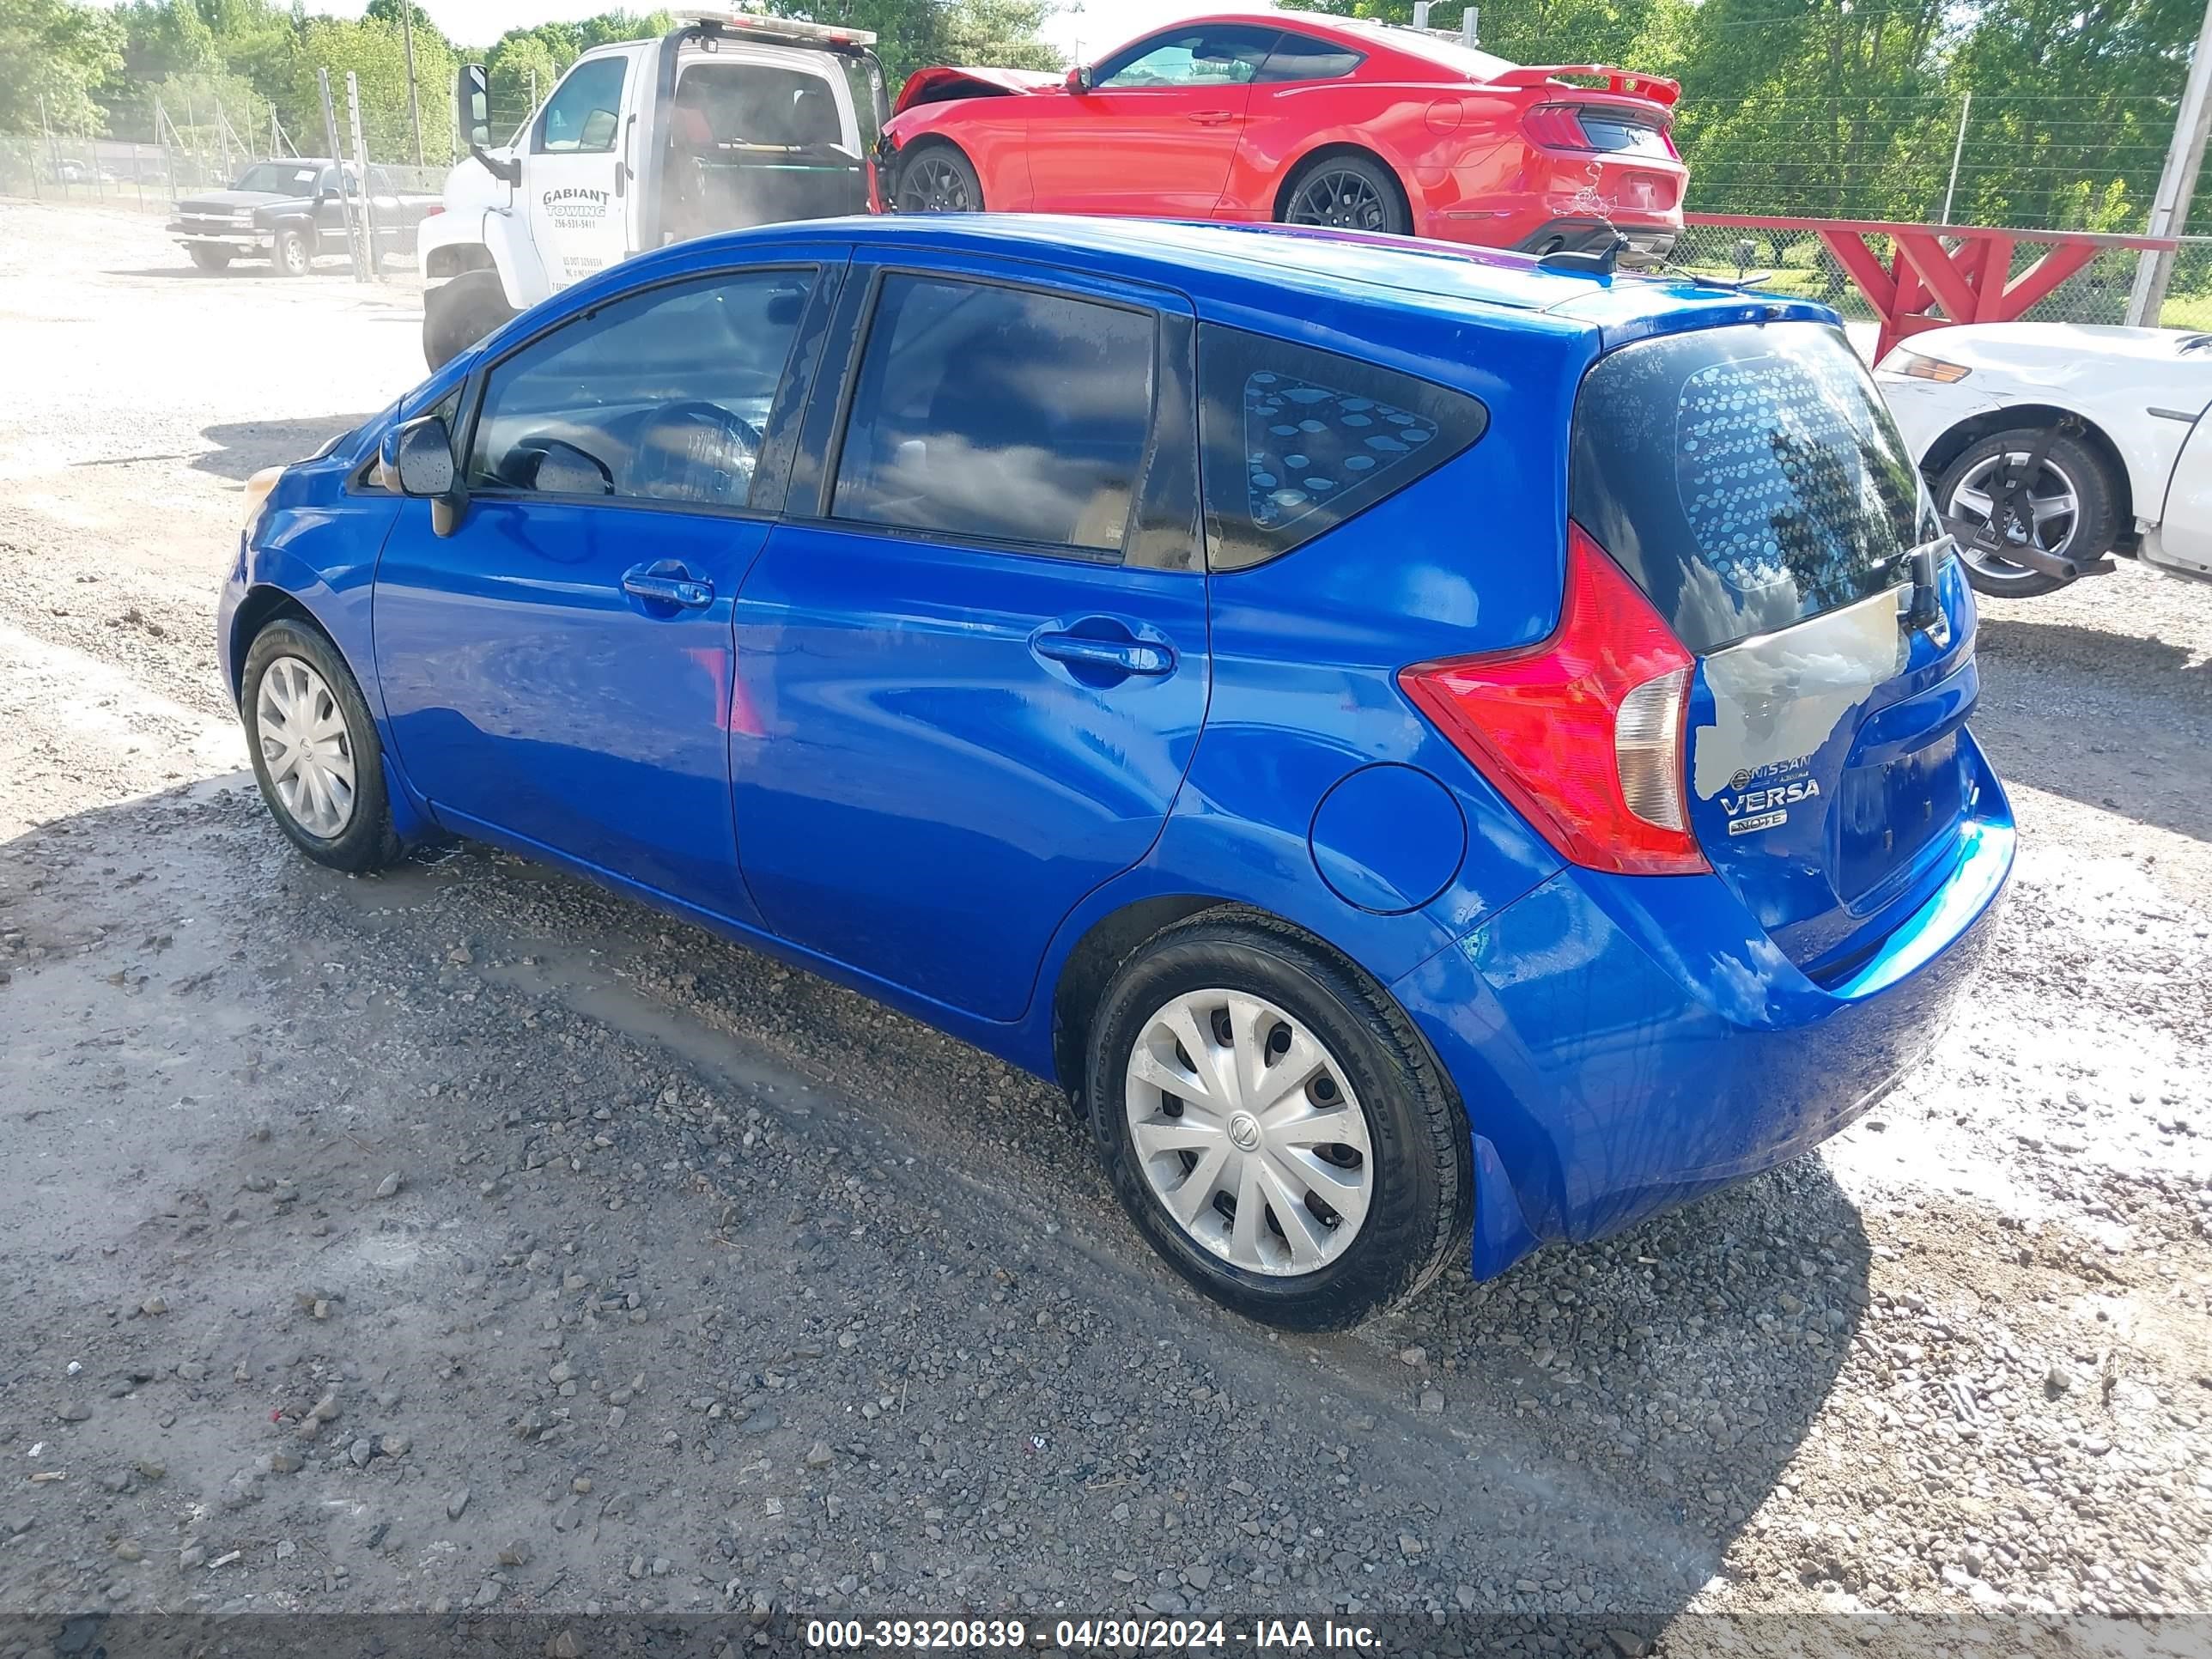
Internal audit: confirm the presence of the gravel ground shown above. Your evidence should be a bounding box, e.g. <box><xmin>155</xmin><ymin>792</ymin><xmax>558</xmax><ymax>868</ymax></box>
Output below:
<box><xmin>3</xmin><ymin>201</ymin><xmax>2210</xmax><ymax>1649</ymax></box>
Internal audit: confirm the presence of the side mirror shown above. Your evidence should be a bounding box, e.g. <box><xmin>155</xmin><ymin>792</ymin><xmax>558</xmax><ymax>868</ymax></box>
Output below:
<box><xmin>1064</xmin><ymin>64</ymin><xmax>1092</xmax><ymax>94</ymax></box>
<box><xmin>384</xmin><ymin>415</ymin><xmax>468</xmax><ymax>534</ymax></box>
<box><xmin>459</xmin><ymin>63</ymin><xmax>523</xmax><ymax>185</ymax></box>
<box><xmin>457</xmin><ymin>64</ymin><xmax>494</xmax><ymax>151</ymax></box>
<box><xmin>388</xmin><ymin>416</ymin><xmax>456</xmax><ymax>497</ymax></box>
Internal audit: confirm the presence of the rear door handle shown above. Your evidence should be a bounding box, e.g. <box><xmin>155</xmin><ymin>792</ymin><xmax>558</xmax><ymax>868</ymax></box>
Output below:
<box><xmin>1032</xmin><ymin>631</ymin><xmax>1175</xmax><ymax>677</ymax></box>
<box><xmin>1188</xmin><ymin>110</ymin><xmax>1236</xmax><ymax>125</ymax></box>
<box><xmin>622</xmin><ymin>563</ymin><xmax>713</xmax><ymax>608</ymax></box>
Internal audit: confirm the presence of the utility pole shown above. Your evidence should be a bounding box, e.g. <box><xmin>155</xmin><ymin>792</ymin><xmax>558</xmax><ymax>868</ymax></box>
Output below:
<box><xmin>318</xmin><ymin>70</ymin><xmax>369</xmax><ymax>282</ymax></box>
<box><xmin>399</xmin><ymin>0</ymin><xmax>426</xmax><ymax>166</ymax></box>
<box><xmin>2130</xmin><ymin>0</ymin><xmax>2212</xmax><ymax>326</ymax></box>
<box><xmin>345</xmin><ymin>70</ymin><xmax>382</xmax><ymax>280</ymax></box>
<box><xmin>39</xmin><ymin>94</ymin><xmax>62</xmax><ymax>196</ymax></box>
<box><xmin>1940</xmin><ymin>90</ymin><xmax>1970</xmax><ymax>224</ymax></box>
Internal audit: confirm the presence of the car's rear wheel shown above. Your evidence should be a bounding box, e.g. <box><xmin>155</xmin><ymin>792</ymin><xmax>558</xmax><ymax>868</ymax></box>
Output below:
<box><xmin>1088</xmin><ymin>914</ymin><xmax>1471</xmax><ymax>1330</ymax></box>
<box><xmin>241</xmin><ymin>618</ymin><xmax>402</xmax><ymax>873</ymax></box>
<box><xmin>187</xmin><ymin>245</ymin><xmax>233</xmax><ymax>272</ymax></box>
<box><xmin>892</xmin><ymin>143</ymin><xmax>983</xmax><ymax>213</ymax></box>
<box><xmin>422</xmin><ymin>270</ymin><xmax>516</xmax><ymax>371</ymax></box>
<box><xmin>1278</xmin><ymin>154</ymin><xmax>1407</xmax><ymax>236</ymax></box>
<box><xmin>272</xmin><ymin>226</ymin><xmax>312</xmax><ymax>278</ymax></box>
<box><xmin>1936</xmin><ymin>427</ymin><xmax>2118</xmax><ymax>598</ymax></box>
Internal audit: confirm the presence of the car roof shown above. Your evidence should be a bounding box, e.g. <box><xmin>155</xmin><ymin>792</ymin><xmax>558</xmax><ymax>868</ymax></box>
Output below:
<box><xmin>636</xmin><ymin>215</ymin><xmax>1838</xmax><ymax>362</ymax></box>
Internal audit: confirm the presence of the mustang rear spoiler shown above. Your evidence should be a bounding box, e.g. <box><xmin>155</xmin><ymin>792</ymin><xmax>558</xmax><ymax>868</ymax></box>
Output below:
<box><xmin>1488</xmin><ymin>65</ymin><xmax>1680</xmax><ymax>106</ymax></box>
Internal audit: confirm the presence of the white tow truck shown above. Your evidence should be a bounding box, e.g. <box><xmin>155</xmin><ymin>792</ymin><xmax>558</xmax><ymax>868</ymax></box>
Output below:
<box><xmin>418</xmin><ymin>6</ymin><xmax>889</xmax><ymax>368</ymax></box>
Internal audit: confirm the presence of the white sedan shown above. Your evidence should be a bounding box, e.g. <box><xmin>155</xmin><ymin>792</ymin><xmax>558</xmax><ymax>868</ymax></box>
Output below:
<box><xmin>1874</xmin><ymin>322</ymin><xmax>2212</xmax><ymax>597</ymax></box>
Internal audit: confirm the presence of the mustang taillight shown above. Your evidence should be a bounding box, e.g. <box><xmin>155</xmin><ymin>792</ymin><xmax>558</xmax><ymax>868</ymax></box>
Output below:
<box><xmin>1398</xmin><ymin>523</ymin><xmax>1706</xmax><ymax>878</ymax></box>
<box><xmin>1523</xmin><ymin>103</ymin><xmax>1595</xmax><ymax>151</ymax></box>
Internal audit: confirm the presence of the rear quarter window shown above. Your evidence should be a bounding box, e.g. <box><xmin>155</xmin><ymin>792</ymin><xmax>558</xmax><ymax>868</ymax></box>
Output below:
<box><xmin>1571</xmin><ymin>320</ymin><xmax>1933</xmax><ymax>653</ymax></box>
<box><xmin>1198</xmin><ymin>324</ymin><xmax>1488</xmax><ymax>571</ymax></box>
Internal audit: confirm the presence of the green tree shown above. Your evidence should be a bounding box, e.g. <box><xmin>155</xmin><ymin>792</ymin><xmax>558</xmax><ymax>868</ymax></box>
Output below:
<box><xmin>289</xmin><ymin>12</ymin><xmax>456</xmax><ymax>162</ymax></box>
<box><xmin>1</xmin><ymin>0</ymin><xmax>126</xmax><ymax>132</ymax></box>
<box><xmin>768</xmin><ymin>0</ymin><xmax>1060</xmax><ymax>90</ymax></box>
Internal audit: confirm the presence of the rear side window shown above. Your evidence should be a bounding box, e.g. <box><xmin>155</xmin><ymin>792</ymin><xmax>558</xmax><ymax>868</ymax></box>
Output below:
<box><xmin>1197</xmin><ymin>324</ymin><xmax>1488</xmax><ymax>571</ymax></box>
<box><xmin>831</xmin><ymin>275</ymin><xmax>1156</xmax><ymax>556</ymax></box>
<box><xmin>1571</xmin><ymin>321</ymin><xmax>1929</xmax><ymax>653</ymax></box>
<box><xmin>1256</xmin><ymin>33</ymin><xmax>1364</xmax><ymax>82</ymax></box>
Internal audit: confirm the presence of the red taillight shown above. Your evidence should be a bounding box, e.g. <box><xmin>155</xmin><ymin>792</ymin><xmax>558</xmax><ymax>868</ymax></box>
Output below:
<box><xmin>424</xmin><ymin>204</ymin><xmax>444</xmax><ymax>216</ymax></box>
<box><xmin>1399</xmin><ymin>523</ymin><xmax>1707</xmax><ymax>878</ymax></box>
<box><xmin>1522</xmin><ymin>102</ymin><xmax>1592</xmax><ymax>151</ymax></box>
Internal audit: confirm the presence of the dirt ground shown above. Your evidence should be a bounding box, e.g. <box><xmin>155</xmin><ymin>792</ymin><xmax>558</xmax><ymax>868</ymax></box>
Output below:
<box><xmin>2</xmin><ymin>201</ymin><xmax>2210</xmax><ymax>1648</ymax></box>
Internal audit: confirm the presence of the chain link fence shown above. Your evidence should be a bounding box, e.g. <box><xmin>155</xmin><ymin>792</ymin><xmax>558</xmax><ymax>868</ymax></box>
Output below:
<box><xmin>1666</xmin><ymin>222</ymin><xmax>2209</xmax><ymax>331</ymax></box>
<box><xmin>0</xmin><ymin>131</ymin><xmax>444</xmax><ymax>212</ymax></box>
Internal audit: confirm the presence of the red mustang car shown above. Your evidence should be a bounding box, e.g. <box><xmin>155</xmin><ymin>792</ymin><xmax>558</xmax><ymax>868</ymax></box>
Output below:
<box><xmin>872</xmin><ymin>10</ymin><xmax>1685</xmax><ymax>261</ymax></box>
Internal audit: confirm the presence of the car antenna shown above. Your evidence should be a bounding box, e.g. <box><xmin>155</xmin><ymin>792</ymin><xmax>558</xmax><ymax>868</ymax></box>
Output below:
<box><xmin>1536</xmin><ymin>236</ymin><xmax>1626</xmax><ymax>276</ymax></box>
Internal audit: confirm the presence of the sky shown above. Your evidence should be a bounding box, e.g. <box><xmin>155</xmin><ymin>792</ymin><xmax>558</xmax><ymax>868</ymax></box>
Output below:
<box><xmin>286</xmin><ymin>0</ymin><xmax>1203</xmax><ymax>58</ymax></box>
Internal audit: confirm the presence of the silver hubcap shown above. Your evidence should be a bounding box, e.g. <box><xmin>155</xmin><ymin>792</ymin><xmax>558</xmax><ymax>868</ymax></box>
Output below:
<box><xmin>1949</xmin><ymin>452</ymin><xmax>2080</xmax><ymax>577</ymax></box>
<box><xmin>256</xmin><ymin>655</ymin><xmax>356</xmax><ymax>839</ymax></box>
<box><xmin>1124</xmin><ymin>989</ymin><xmax>1373</xmax><ymax>1277</ymax></box>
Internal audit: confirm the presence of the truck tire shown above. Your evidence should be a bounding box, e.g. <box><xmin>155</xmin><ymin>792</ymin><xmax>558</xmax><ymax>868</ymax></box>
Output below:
<box><xmin>422</xmin><ymin>270</ymin><xmax>517</xmax><ymax>372</ymax></box>
<box><xmin>188</xmin><ymin>245</ymin><xmax>233</xmax><ymax>272</ymax></box>
<box><xmin>272</xmin><ymin>226</ymin><xmax>313</xmax><ymax>278</ymax></box>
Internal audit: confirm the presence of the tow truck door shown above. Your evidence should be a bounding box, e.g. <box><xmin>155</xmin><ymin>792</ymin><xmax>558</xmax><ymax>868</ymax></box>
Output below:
<box><xmin>521</xmin><ymin>45</ymin><xmax>648</xmax><ymax>289</ymax></box>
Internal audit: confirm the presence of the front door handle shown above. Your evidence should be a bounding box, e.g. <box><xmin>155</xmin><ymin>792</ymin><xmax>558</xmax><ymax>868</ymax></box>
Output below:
<box><xmin>622</xmin><ymin>563</ymin><xmax>713</xmax><ymax>608</ymax></box>
<box><xmin>1032</xmin><ymin>631</ymin><xmax>1175</xmax><ymax>677</ymax></box>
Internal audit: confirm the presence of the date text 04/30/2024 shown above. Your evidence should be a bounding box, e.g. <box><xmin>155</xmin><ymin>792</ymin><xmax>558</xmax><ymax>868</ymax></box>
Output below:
<box><xmin>803</xmin><ymin>1619</ymin><xmax>1382</xmax><ymax>1650</ymax></box>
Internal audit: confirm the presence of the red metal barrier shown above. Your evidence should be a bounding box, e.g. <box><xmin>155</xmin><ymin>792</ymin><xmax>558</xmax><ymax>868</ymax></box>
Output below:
<box><xmin>1685</xmin><ymin>213</ymin><xmax>2177</xmax><ymax>359</ymax></box>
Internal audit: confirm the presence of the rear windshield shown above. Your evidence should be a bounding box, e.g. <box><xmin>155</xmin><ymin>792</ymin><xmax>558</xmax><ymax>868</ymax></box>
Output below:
<box><xmin>1571</xmin><ymin>320</ymin><xmax>1928</xmax><ymax>653</ymax></box>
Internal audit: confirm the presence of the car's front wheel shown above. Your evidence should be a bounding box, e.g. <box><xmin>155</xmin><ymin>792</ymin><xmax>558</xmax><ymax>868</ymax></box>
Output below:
<box><xmin>891</xmin><ymin>143</ymin><xmax>984</xmax><ymax>213</ymax></box>
<box><xmin>187</xmin><ymin>245</ymin><xmax>233</xmax><ymax>272</ymax></box>
<box><xmin>1088</xmin><ymin>914</ymin><xmax>1471</xmax><ymax>1329</ymax></box>
<box><xmin>271</xmin><ymin>226</ymin><xmax>313</xmax><ymax>278</ymax></box>
<box><xmin>241</xmin><ymin>618</ymin><xmax>402</xmax><ymax>873</ymax></box>
<box><xmin>1935</xmin><ymin>427</ymin><xmax>2119</xmax><ymax>598</ymax></box>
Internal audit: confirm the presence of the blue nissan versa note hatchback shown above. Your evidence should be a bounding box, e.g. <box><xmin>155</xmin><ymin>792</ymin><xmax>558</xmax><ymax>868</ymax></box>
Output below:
<box><xmin>220</xmin><ymin>215</ymin><xmax>2012</xmax><ymax>1328</ymax></box>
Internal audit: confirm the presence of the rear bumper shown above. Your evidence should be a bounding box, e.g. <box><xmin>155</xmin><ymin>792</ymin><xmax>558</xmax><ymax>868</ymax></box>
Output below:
<box><xmin>1512</xmin><ymin>216</ymin><xmax>1676</xmax><ymax>264</ymax></box>
<box><xmin>1393</xmin><ymin>732</ymin><xmax>2013</xmax><ymax>1278</ymax></box>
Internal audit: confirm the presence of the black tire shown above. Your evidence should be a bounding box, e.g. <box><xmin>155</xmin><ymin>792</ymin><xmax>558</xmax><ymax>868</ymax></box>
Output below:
<box><xmin>187</xmin><ymin>244</ymin><xmax>233</xmax><ymax>271</ymax></box>
<box><xmin>1277</xmin><ymin>152</ymin><xmax>1409</xmax><ymax>236</ymax></box>
<box><xmin>240</xmin><ymin>618</ymin><xmax>403</xmax><ymax>874</ymax></box>
<box><xmin>422</xmin><ymin>269</ymin><xmax>516</xmax><ymax>372</ymax></box>
<box><xmin>1934</xmin><ymin>426</ymin><xmax>2119</xmax><ymax>599</ymax></box>
<box><xmin>891</xmin><ymin>143</ymin><xmax>984</xmax><ymax>213</ymax></box>
<box><xmin>271</xmin><ymin>225</ymin><xmax>312</xmax><ymax>278</ymax></box>
<box><xmin>1087</xmin><ymin>913</ymin><xmax>1472</xmax><ymax>1330</ymax></box>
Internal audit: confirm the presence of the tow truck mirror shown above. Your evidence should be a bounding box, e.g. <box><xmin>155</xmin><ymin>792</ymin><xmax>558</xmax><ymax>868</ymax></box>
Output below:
<box><xmin>1064</xmin><ymin>64</ymin><xmax>1092</xmax><ymax>94</ymax></box>
<box><xmin>457</xmin><ymin>64</ymin><xmax>494</xmax><ymax>151</ymax></box>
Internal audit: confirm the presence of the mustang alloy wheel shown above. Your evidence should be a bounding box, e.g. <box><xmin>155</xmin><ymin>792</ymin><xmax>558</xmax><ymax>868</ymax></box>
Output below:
<box><xmin>1281</xmin><ymin>156</ymin><xmax>1407</xmax><ymax>235</ymax></box>
<box><xmin>893</xmin><ymin>148</ymin><xmax>982</xmax><ymax>213</ymax></box>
